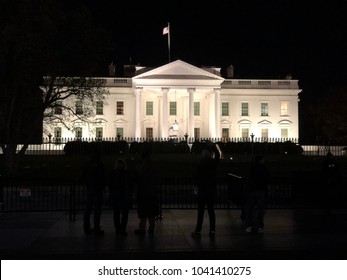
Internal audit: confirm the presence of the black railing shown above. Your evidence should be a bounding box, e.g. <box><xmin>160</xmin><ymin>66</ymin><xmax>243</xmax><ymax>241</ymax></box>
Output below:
<box><xmin>1</xmin><ymin>177</ymin><xmax>344</xmax><ymax>216</ymax></box>
<box><xmin>8</xmin><ymin>137</ymin><xmax>347</xmax><ymax>156</ymax></box>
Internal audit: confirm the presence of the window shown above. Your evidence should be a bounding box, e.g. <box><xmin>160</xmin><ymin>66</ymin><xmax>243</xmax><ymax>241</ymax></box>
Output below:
<box><xmin>194</xmin><ymin>128</ymin><xmax>200</xmax><ymax>139</ymax></box>
<box><xmin>146</xmin><ymin>127</ymin><xmax>153</xmax><ymax>139</ymax></box>
<box><xmin>261</xmin><ymin>128</ymin><xmax>269</xmax><ymax>139</ymax></box>
<box><xmin>95</xmin><ymin>127</ymin><xmax>103</xmax><ymax>139</ymax></box>
<box><xmin>54</xmin><ymin>101</ymin><xmax>62</xmax><ymax>115</ymax></box>
<box><xmin>281</xmin><ymin>128</ymin><xmax>288</xmax><ymax>138</ymax></box>
<box><xmin>116</xmin><ymin>101</ymin><xmax>124</xmax><ymax>115</ymax></box>
<box><xmin>222</xmin><ymin>128</ymin><xmax>229</xmax><ymax>139</ymax></box>
<box><xmin>194</xmin><ymin>102</ymin><xmax>200</xmax><ymax>116</ymax></box>
<box><xmin>241</xmin><ymin>102</ymin><xmax>249</xmax><ymax>116</ymax></box>
<box><xmin>75</xmin><ymin>100</ymin><xmax>83</xmax><ymax>115</ymax></box>
<box><xmin>96</xmin><ymin>101</ymin><xmax>103</xmax><ymax>115</ymax></box>
<box><xmin>170</xmin><ymin>101</ymin><xmax>177</xmax><ymax>115</ymax></box>
<box><xmin>54</xmin><ymin>127</ymin><xmax>62</xmax><ymax>144</ymax></box>
<box><xmin>281</xmin><ymin>101</ymin><xmax>289</xmax><ymax>116</ymax></box>
<box><xmin>75</xmin><ymin>127</ymin><xmax>82</xmax><ymax>139</ymax></box>
<box><xmin>116</xmin><ymin>127</ymin><xmax>123</xmax><ymax>138</ymax></box>
<box><xmin>261</xmin><ymin>102</ymin><xmax>269</xmax><ymax>116</ymax></box>
<box><xmin>222</xmin><ymin>102</ymin><xmax>229</xmax><ymax>116</ymax></box>
<box><xmin>241</xmin><ymin>128</ymin><xmax>249</xmax><ymax>138</ymax></box>
<box><xmin>146</xmin><ymin>101</ymin><xmax>153</xmax><ymax>116</ymax></box>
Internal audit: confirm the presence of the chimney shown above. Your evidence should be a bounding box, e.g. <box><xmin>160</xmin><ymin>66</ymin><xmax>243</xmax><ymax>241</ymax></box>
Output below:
<box><xmin>108</xmin><ymin>62</ymin><xmax>116</xmax><ymax>77</ymax></box>
<box><xmin>123</xmin><ymin>65</ymin><xmax>136</xmax><ymax>77</ymax></box>
<box><xmin>226</xmin><ymin>65</ymin><xmax>234</xmax><ymax>78</ymax></box>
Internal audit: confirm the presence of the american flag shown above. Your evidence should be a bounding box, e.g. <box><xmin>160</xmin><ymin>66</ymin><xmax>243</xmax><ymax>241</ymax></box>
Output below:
<box><xmin>163</xmin><ymin>26</ymin><xmax>169</xmax><ymax>35</ymax></box>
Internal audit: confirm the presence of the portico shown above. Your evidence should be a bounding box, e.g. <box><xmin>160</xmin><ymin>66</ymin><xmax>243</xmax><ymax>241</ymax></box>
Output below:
<box><xmin>132</xmin><ymin>60</ymin><xmax>224</xmax><ymax>139</ymax></box>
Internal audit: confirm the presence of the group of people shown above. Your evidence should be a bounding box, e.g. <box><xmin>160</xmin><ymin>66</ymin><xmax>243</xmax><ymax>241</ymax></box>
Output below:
<box><xmin>82</xmin><ymin>151</ymin><xmax>159</xmax><ymax>237</ymax></box>
<box><xmin>191</xmin><ymin>144</ymin><xmax>268</xmax><ymax>237</ymax></box>
<box><xmin>82</xmin><ymin>144</ymin><xmax>274</xmax><ymax>237</ymax></box>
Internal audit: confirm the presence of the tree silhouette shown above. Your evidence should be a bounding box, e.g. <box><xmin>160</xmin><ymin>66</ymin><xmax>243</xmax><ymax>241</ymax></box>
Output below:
<box><xmin>0</xmin><ymin>0</ymin><xmax>110</xmax><ymax>176</ymax></box>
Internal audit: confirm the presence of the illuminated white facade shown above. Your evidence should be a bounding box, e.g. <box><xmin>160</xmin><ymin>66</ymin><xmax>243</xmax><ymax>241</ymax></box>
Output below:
<box><xmin>44</xmin><ymin>60</ymin><xmax>301</xmax><ymax>140</ymax></box>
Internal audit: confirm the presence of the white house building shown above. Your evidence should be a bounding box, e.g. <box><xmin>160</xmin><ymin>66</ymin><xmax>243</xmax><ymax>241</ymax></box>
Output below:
<box><xmin>45</xmin><ymin>60</ymin><xmax>301</xmax><ymax>141</ymax></box>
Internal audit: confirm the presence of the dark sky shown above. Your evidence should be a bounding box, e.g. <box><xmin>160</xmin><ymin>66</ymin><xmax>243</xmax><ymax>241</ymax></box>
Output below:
<box><xmin>81</xmin><ymin>0</ymin><xmax>346</xmax><ymax>90</ymax></box>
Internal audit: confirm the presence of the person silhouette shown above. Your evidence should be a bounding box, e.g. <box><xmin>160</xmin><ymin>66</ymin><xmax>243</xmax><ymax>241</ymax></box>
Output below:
<box><xmin>245</xmin><ymin>155</ymin><xmax>268</xmax><ymax>234</ymax></box>
<box><xmin>108</xmin><ymin>158</ymin><xmax>134</xmax><ymax>236</ymax></box>
<box><xmin>321</xmin><ymin>152</ymin><xmax>340</xmax><ymax>212</ymax></box>
<box><xmin>82</xmin><ymin>152</ymin><xmax>105</xmax><ymax>236</ymax></box>
<box><xmin>191</xmin><ymin>143</ymin><xmax>221</xmax><ymax>238</ymax></box>
<box><xmin>134</xmin><ymin>152</ymin><xmax>159</xmax><ymax>235</ymax></box>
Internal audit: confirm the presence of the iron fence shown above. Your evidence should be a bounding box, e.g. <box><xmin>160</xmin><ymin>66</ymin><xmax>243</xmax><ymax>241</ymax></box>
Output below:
<box><xmin>1</xmin><ymin>177</ymin><xmax>342</xmax><ymax>217</ymax></box>
<box><xmin>7</xmin><ymin>137</ymin><xmax>346</xmax><ymax>156</ymax></box>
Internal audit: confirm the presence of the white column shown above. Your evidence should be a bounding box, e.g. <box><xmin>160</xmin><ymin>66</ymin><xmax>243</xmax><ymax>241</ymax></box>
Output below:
<box><xmin>209</xmin><ymin>90</ymin><xmax>216</xmax><ymax>138</ymax></box>
<box><xmin>183</xmin><ymin>96</ymin><xmax>188</xmax><ymax>136</ymax></box>
<box><xmin>161</xmin><ymin>87</ymin><xmax>169</xmax><ymax>139</ymax></box>
<box><xmin>135</xmin><ymin>87</ymin><xmax>142</xmax><ymax>139</ymax></box>
<box><xmin>214</xmin><ymin>88</ymin><xmax>221</xmax><ymax>138</ymax></box>
<box><xmin>188</xmin><ymin>88</ymin><xmax>195</xmax><ymax>138</ymax></box>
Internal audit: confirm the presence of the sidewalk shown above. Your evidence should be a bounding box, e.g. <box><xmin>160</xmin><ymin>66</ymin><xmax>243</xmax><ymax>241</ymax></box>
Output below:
<box><xmin>1</xmin><ymin>209</ymin><xmax>347</xmax><ymax>259</ymax></box>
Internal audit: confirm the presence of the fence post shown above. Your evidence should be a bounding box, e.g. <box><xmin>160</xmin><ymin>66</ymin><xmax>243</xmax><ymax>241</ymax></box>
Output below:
<box><xmin>0</xmin><ymin>175</ymin><xmax>3</xmax><ymax>215</ymax></box>
<box><xmin>69</xmin><ymin>184</ymin><xmax>76</xmax><ymax>222</ymax></box>
<box><xmin>156</xmin><ymin>183</ymin><xmax>163</xmax><ymax>221</ymax></box>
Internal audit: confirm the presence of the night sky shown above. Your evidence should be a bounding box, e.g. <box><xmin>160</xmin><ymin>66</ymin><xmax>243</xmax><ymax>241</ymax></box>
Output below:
<box><xmin>80</xmin><ymin>1</ymin><xmax>346</xmax><ymax>90</ymax></box>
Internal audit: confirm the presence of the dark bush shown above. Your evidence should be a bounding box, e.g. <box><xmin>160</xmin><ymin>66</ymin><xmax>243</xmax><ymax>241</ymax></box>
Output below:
<box><xmin>199</xmin><ymin>141</ymin><xmax>303</xmax><ymax>155</ymax></box>
<box><xmin>64</xmin><ymin>140</ymin><xmax>129</xmax><ymax>155</ymax></box>
<box><xmin>129</xmin><ymin>141</ymin><xmax>190</xmax><ymax>154</ymax></box>
<box><xmin>63</xmin><ymin>141</ymin><xmax>90</xmax><ymax>155</ymax></box>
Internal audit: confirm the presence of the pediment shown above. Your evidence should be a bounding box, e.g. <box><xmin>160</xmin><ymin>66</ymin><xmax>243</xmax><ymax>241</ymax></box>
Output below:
<box><xmin>258</xmin><ymin>120</ymin><xmax>272</xmax><ymax>126</ymax></box>
<box><xmin>133</xmin><ymin>60</ymin><xmax>224</xmax><ymax>87</ymax></box>
<box><xmin>92</xmin><ymin>118</ymin><xmax>107</xmax><ymax>124</ymax></box>
<box><xmin>238</xmin><ymin>119</ymin><xmax>252</xmax><ymax>125</ymax></box>
<box><xmin>278</xmin><ymin>120</ymin><xmax>292</xmax><ymax>126</ymax></box>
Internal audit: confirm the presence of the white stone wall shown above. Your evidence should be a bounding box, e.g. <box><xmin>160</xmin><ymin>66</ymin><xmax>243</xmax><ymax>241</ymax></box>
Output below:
<box><xmin>43</xmin><ymin>61</ymin><xmax>301</xmax><ymax>140</ymax></box>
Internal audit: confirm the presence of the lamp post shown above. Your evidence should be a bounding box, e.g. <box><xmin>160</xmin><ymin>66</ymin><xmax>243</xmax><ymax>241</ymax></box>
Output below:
<box><xmin>250</xmin><ymin>133</ymin><xmax>255</xmax><ymax>155</ymax></box>
<box><xmin>48</xmin><ymin>133</ymin><xmax>52</xmax><ymax>154</ymax></box>
<box><xmin>184</xmin><ymin>133</ymin><xmax>188</xmax><ymax>143</ymax></box>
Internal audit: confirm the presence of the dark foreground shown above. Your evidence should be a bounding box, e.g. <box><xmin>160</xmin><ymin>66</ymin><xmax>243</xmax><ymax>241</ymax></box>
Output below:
<box><xmin>1</xmin><ymin>209</ymin><xmax>347</xmax><ymax>260</ymax></box>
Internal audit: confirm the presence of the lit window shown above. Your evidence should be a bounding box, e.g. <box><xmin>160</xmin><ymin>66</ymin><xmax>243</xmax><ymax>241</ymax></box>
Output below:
<box><xmin>116</xmin><ymin>127</ymin><xmax>123</xmax><ymax>137</ymax></box>
<box><xmin>222</xmin><ymin>102</ymin><xmax>229</xmax><ymax>116</ymax></box>
<box><xmin>54</xmin><ymin>127</ymin><xmax>62</xmax><ymax>143</ymax></box>
<box><xmin>116</xmin><ymin>101</ymin><xmax>124</xmax><ymax>115</ymax></box>
<box><xmin>222</xmin><ymin>128</ymin><xmax>229</xmax><ymax>139</ymax></box>
<box><xmin>75</xmin><ymin>127</ymin><xmax>82</xmax><ymax>139</ymax></box>
<box><xmin>241</xmin><ymin>128</ymin><xmax>249</xmax><ymax>138</ymax></box>
<box><xmin>96</xmin><ymin>101</ymin><xmax>103</xmax><ymax>115</ymax></box>
<box><xmin>281</xmin><ymin>101</ymin><xmax>289</xmax><ymax>116</ymax></box>
<box><xmin>241</xmin><ymin>102</ymin><xmax>249</xmax><ymax>116</ymax></box>
<box><xmin>281</xmin><ymin>128</ymin><xmax>288</xmax><ymax>138</ymax></box>
<box><xmin>261</xmin><ymin>128</ymin><xmax>269</xmax><ymax>139</ymax></box>
<box><xmin>96</xmin><ymin>127</ymin><xmax>103</xmax><ymax>139</ymax></box>
<box><xmin>194</xmin><ymin>102</ymin><xmax>200</xmax><ymax>116</ymax></box>
<box><xmin>261</xmin><ymin>102</ymin><xmax>269</xmax><ymax>116</ymax></box>
<box><xmin>194</xmin><ymin>128</ymin><xmax>200</xmax><ymax>139</ymax></box>
<box><xmin>170</xmin><ymin>101</ymin><xmax>177</xmax><ymax>115</ymax></box>
<box><xmin>146</xmin><ymin>127</ymin><xmax>153</xmax><ymax>139</ymax></box>
<box><xmin>75</xmin><ymin>100</ymin><xmax>83</xmax><ymax>115</ymax></box>
<box><xmin>146</xmin><ymin>101</ymin><xmax>153</xmax><ymax>116</ymax></box>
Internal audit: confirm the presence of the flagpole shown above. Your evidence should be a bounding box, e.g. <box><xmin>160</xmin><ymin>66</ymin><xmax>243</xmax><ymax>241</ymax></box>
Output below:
<box><xmin>168</xmin><ymin>22</ymin><xmax>171</xmax><ymax>62</ymax></box>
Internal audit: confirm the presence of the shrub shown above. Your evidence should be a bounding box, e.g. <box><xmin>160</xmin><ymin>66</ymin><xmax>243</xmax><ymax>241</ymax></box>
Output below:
<box><xmin>64</xmin><ymin>140</ymin><xmax>129</xmax><ymax>155</ymax></box>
